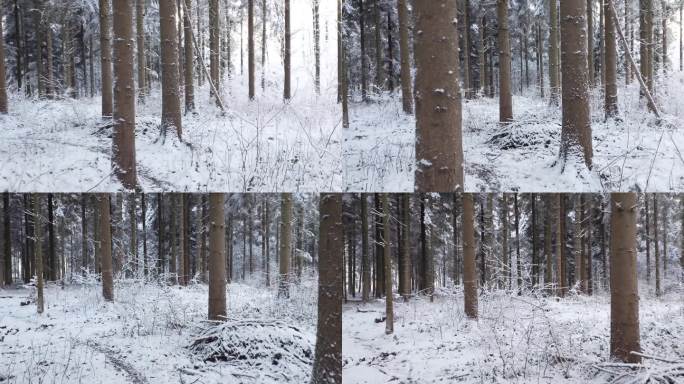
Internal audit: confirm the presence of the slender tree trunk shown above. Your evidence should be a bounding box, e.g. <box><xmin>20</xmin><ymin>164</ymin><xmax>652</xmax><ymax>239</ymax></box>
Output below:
<box><xmin>544</xmin><ymin>195</ymin><xmax>553</xmax><ymax>289</ymax></box>
<box><xmin>497</xmin><ymin>0</ymin><xmax>513</xmax><ymax>122</ymax></box>
<box><xmin>558</xmin><ymin>194</ymin><xmax>567</xmax><ymax>296</ymax></box>
<box><xmin>645</xmin><ymin>194</ymin><xmax>651</xmax><ymax>282</ymax></box>
<box><xmin>359</xmin><ymin>0</ymin><xmax>367</xmax><ymax>101</ymax></box>
<box><xmin>112</xmin><ymin>0</ymin><xmax>138</xmax><ymax>189</ymax></box>
<box><xmin>0</xmin><ymin>0</ymin><xmax>8</xmax><ymax>114</ymax></box>
<box><xmin>209</xmin><ymin>0</ymin><xmax>220</xmax><ymax>103</ymax></box>
<box><xmin>400</xmin><ymin>194</ymin><xmax>411</xmax><ymax>300</ymax></box>
<box><xmin>32</xmin><ymin>195</ymin><xmax>44</xmax><ymax>314</ymax></box>
<box><xmin>137</xmin><ymin>0</ymin><xmax>146</xmax><ymax>101</ymax></box>
<box><xmin>587</xmin><ymin>0</ymin><xmax>595</xmax><ymax>83</ymax></box>
<box><xmin>278</xmin><ymin>194</ymin><xmax>293</xmax><ymax>298</ymax></box>
<box><xmin>248</xmin><ymin>0</ymin><xmax>255</xmax><ymax>99</ymax></box>
<box><xmin>3</xmin><ymin>193</ymin><xmax>11</xmax><ymax>285</ymax></box>
<box><xmin>47</xmin><ymin>194</ymin><xmax>56</xmax><ymax>281</ymax></box>
<box><xmin>414</xmin><ymin>0</ymin><xmax>463</xmax><ymax>192</ymax></box>
<box><xmin>208</xmin><ymin>193</ymin><xmax>226</xmax><ymax>321</ymax></box>
<box><xmin>99</xmin><ymin>194</ymin><xmax>113</xmax><ymax>301</ymax></box>
<box><xmin>625</xmin><ymin>0</ymin><xmax>631</xmax><ymax>84</ymax></box>
<box><xmin>502</xmin><ymin>194</ymin><xmax>509</xmax><ymax>290</ymax></box>
<box><xmin>605</xmin><ymin>0</ymin><xmax>619</xmax><ymax>118</ymax></box>
<box><xmin>610</xmin><ymin>193</ymin><xmax>641</xmax><ymax>364</ymax></box>
<box><xmin>463</xmin><ymin>0</ymin><xmax>472</xmax><ymax>99</ymax></box>
<box><xmin>382</xmin><ymin>194</ymin><xmax>393</xmax><ymax>334</ymax></box>
<box><xmin>310</xmin><ymin>194</ymin><xmax>342</xmax><ymax>384</ymax></box>
<box><xmin>398</xmin><ymin>0</ymin><xmax>412</xmax><ymax>113</ymax></box>
<box><xmin>559</xmin><ymin>0</ymin><xmax>593</xmax><ymax>170</ymax></box>
<box><xmin>653</xmin><ymin>194</ymin><xmax>661</xmax><ymax>296</ymax></box>
<box><xmin>313</xmin><ymin>0</ymin><xmax>321</xmax><ymax>94</ymax></box>
<box><xmin>142</xmin><ymin>193</ymin><xmax>147</xmax><ymax>276</ymax></box>
<box><xmin>340</xmin><ymin>0</ymin><xmax>349</xmax><ymax>128</ymax></box>
<box><xmin>261</xmin><ymin>0</ymin><xmax>267</xmax><ymax>91</ymax></box>
<box><xmin>183</xmin><ymin>0</ymin><xmax>195</xmax><ymax>112</ymax></box>
<box><xmin>463</xmin><ymin>194</ymin><xmax>477</xmax><ymax>319</ymax></box>
<box><xmin>99</xmin><ymin>0</ymin><xmax>113</xmax><ymax>116</ymax></box>
<box><xmin>81</xmin><ymin>195</ymin><xmax>88</xmax><ymax>274</ymax></box>
<box><xmin>284</xmin><ymin>0</ymin><xmax>291</xmax><ymax>100</ymax></box>
<box><xmin>361</xmin><ymin>194</ymin><xmax>370</xmax><ymax>302</ymax></box>
<box><xmin>515</xmin><ymin>193</ymin><xmax>522</xmax><ymax>293</ymax></box>
<box><xmin>161</xmin><ymin>0</ymin><xmax>183</xmax><ymax>140</ymax></box>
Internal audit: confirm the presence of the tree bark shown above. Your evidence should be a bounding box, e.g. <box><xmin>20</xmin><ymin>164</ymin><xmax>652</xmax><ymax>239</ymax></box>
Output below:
<box><xmin>609</xmin><ymin>193</ymin><xmax>641</xmax><ymax>364</ymax></box>
<box><xmin>653</xmin><ymin>194</ymin><xmax>661</xmax><ymax>296</ymax></box>
<box><xmin>497</xmin><ymin>0</ymin><xmax>513</xmax><ymax>122</ymax></box>
<box><xmin>310</xmin><ymin>194</ymin><xmax>342</xmax><ymax>384</ymax></box>
<box><xmin>248</xmin><ymin>0</ymin><xmax>255</xmax><ymax>99</ymax></box>
<box><xmin>278</xmin><ymin>194</ymin><xmax>293</xmax><ymax>298</ymax></box>
<box><xmin>414</xmin><ymin>0</ymin><xmax>463</xmax><ymax>192</ymax></box>
<box><xmin>137</xmin><ymin>0</ymin><xmax>146</xmax><ymax>101</ymax></box>
<box><xmin>161</xmin><ymin>0</ymin><xmax>183</xmax><ymax>139</ymax></box>
<box><xmin>3</xmin><ymin>193</ymin><xmax>11</xmax><ymax>285</ymax></box>
<box><xmin>209</xmin><ymin>0</ymin><xmax>220</xmax><ymax>103</ymax></box>
<box><xmin>604</xmin><ymin>0</ymin><xmax>619</xmax><ymax>118</ymax></box>
<box><xmin>112</xmin><ymin>0</ymin><xmax>138</xmax><ymax>189</ymax></box>
<box><xmin>463</xmin><ymin>193</ymin><xmax>477</xmax><ymax>319</ymax></box>
<box><xmin>32</xmin><ymin>195</ymin><xmax>44</xmax><ymax>314</ymax></box>
<box><xmin>208</xmin><ymin>194</ymin><xmax>226</xmax><ymax>321</ymax></box>
<box><xmin>587</xmin><ymin>0</ymin><xmax>595</xmax><ymax>84</ymax></box>
<box><xmin>398</xmin><ymin>0</ymin><xmax>412</xmax><ymax>113</ymax></box>
<box><xmin>47</xmin><ymin>194</ymin><xmax>56</xmax><ymax>281</ymax></box>
<box><xmin>361</xmin><ymin>194</ymin><xmax>370</xmax><ymax>302</ymax></box>
<box><xmin>0</xmin><ymin>0</ymin><xmax>8</xmax><ymax>114</ymax></box>
<box><xmin>284</xmin><ymin>0</ymin><xmax>291</xmax><ymax>100</ymax></box>
<box><xmin>400</xmin><ymin>194</ymin><xmax>411</xmax><ymax>299</ymax></box>
<box><xmin>313</xmin><ymin>0</ymin><xmax>321</xmax><ymax>94</ymax></box>
<box><xmin>99</xmin><ymin>0</ymin><xmax>113</xmax><ymax>116</ymax></box>
<box><xmin>99</xmin><ymin>194</ymin><xmax>114</xmax><ymax>301</ymax></box>
<box><xmin>382</xmin><ymin>194</ymin><xmax>393</xmax><ymax>334</ymax></box>
<box><xmin>559</xmin><ymin>0</ymin><xmax>593</xmax><ymax>170</ymax></box>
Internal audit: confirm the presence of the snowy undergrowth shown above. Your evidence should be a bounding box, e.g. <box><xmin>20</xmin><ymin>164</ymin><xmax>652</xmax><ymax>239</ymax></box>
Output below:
<box><xmin>344</xmin><ymin>72</ymin><xmax>684</xmax><ymax>192</ymax></box>
<box><xmin>343</xmin><ymin>285</ymin><xmax>684</xmax><ymax>383</ymax></box>
<box><xmin>0</xmin><ymin>275</ymin><xmax>317</xmax><ymax>383</ymax></box>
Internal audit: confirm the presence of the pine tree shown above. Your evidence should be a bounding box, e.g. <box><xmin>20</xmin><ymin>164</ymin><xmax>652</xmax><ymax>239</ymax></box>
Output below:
<box><xmin>208</xmin><ymin>193</ymin><xmax>226</xmax><ymax>321</ymax></box>
<box><xmin>463</xmin><ymin>193</ymin><xmax>477</xmax><ymax>319</ymax></box>
<box><xmin>278</xmin><ymin>194</ymin><xmax>293</xmax><ymax>298</ymax></box>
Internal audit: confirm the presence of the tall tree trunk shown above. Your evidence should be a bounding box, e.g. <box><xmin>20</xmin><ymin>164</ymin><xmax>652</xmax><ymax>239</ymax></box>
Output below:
<box><xmin>605</xmin><ymin>0</ymin><xmax>619</xmax><ymax>118</ymax></box>
<box><xmin>544</xmin><ymin>195</ymin><xmax>553</xmax><ymax>289</ymax></box>
<box><xmin>161</xmin><ymin>0</ymin><xmax>183</xmax><ymax>139</ymax></box>
<box><xmin>47</xmin><ymin>194</ymin><xmax>56</xmax><ymax>281</ymax></box>
<box><xmin>497</xmin><ymin>0</ymin><xmax>513</xmax><ymax>122</ymax></box>
<box><xmin>610</xmin><ymin>193</ymin><xmax>641</xmax><ymax>364</ymax></box>
<box><xmin>14</xmin><ymin>0</ymin><xmax>23</xmax><ymax>94</ymax></box>
<box><xmin>501</xmin><ymin>194</ymin><xmax>509</xmax><ymax>289</ymax></box>
<box><xmin>208</xmin><ymin>193</ymin><xmax>226</xmax><ymax>321</ymax></box>
<box><xmin>625</xmin><ymin>0</ymin><xmax>631</xmax><ymax>84</ymax></box>
<box><xmin>374</xmin><ymin>195</ymin><xmax>384</xmax><ymax>297</ymax></box>
<box><xmin>278</xmin><ymin>194</ymin><xmax>293</xmax><ymax>298</ymax></box>
<box><xmin>310</xmin><ymin>194</ymin><xmax>343</xmax><ymax>384</ymax></box>
<box><xmin>261</xmin><ymin>0</ymin><xmax>267</xmax><ymax>91</ymax></box>
<box><xmin>515</xmin><ymin>193</ymin><xmax>522</xmax><ymax>293</ymax></box>
<box><xmin>359</xmin><ymin>0</ymin><xmax>367</xmax><ymax>101</ymax></box>
<box><xmin>0</xmin><ymin>0</ymin><xmax>8</xmax><ymax>114</ymax></box>
<box><xmin>284</xmin><ymin>0</ymin><xmax>291</xmax><ymax>100</ymax></box>
<box><xmin>142</xmin><ymin>193</ymin><xmax>147</xmax><ymax>276</ymax></box>
<box><xmin>99</xmin><ymin>194</ymin><xmax>114</xmax><ymax>301</ymax></box>
<box><xmin>81</xmin><ymin>195</ymin><xmax>88</xmax><ymax>274</ymax></box>
<box><xmin>398</xmin><ymin>0</ymin><xmax>412</xmax><ymax>113</ymax></box>
<box><xmin>645</xmin><ymin>194</ymin><xmax>651</xmax><ymax>282</ymax></box>
<box><xmin>414</xmin><ymin>0</ymin><xmax>463</xmax><ymax>192</ymax></box>
<box><xmin>400</xmin><ymin>194</ymin><xmax>411</xmax><ymax>300</ymax></box>
<box><xmin>340</xmin><ymin>0</ymin><xmax>349</xmax><ymax>127</ymax></box>
<box><xmin>136</xmin><ymin>0</ymin><xmax>146</xmax><ymax>101</ymax></box>
<box><xmin>112</xmin><ymin>0</ymin><xmax>138</xmax><ymax>189</ymax></box>
<box><xmin>549</xmin><ymin>0</ymin><xmax>560</xmax><ymax>105</ymax></box>
<box><xmin>248</xmin><ymin>0</ymin><xmax>255</xmax><ymax>99</ymax></box>
<box><xmin>313</xmin><ymin>0</ymin><xmax>321</xmax><ymax>94</ymax></box>
<box><xmin>587</xmin><ymin>0</ymin><xmax>595</xmax><ymax>83</ymax></box>
<box><xmin>463</xmin><ymin>193</ymin><xmax>477</xmax><ymax>319</ymax></box>
<box><xmin>558</xmin><ymin>194</ymin><xmax>567</xmax><ymax>296</ymax></box>
<box><xmin>361</xmin><ymin>194</ymin><xmax>370</xmax><ymax>302</ymax></box>
<box><xmin>559</xmin><ymin>0</ymin><xmax>593</xmax><ymax>170</ymax></box>
<box><xmin>382</xmin><ymin>194</ymin><xmax>393</xmax><ymax>334</ymax></box>
<box><xmin>183</xmin><ymin>0</ymin><xmax>195</xmax><ymax>112</ymax></box>
<box><xmin>99</xmin><ymin>0</ymin><xmax>113</xmax><ymax>116</ymax></box>
<box><xmin>575</xmin><ymin>195</ymin><xmax>583</xmax><ymax>289</ymax></box>
<box><xmin>209</xmin><ymin>0</ymin><xmax>220</xmax><ymax>103</ymax></box>
<box><xmin>653</xmin><ymin>194</ymin><xmax>661</xmax><ymax>296</ymax></box>
<box><xmin>463</xmin><ymin>0</ymin><xmax>472</xmax><ymax>99</ymax></box>
<box><xmin>3</xmin><ymin>193</ymin><xmax>11</xmax><ymax>285</ymax></box>
<box><xmin>129</xmin><ymin>195</ymin><xmax>138</xmax><ymax>275</ymax></box>
<box><xmin>32</xmin><ymin>195</ymin><xmax>44</xmax><ymax>314</ymax></box>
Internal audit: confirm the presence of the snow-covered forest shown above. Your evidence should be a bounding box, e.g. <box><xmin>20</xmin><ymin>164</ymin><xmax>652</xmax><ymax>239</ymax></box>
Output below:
<box><xmin>342</xmin><ymin>0</ymin><xmax>684</xmax><ymax>192</ymax></box>
<box><xmin>0</xmin><ymin>0</ymin><xmax>342</xmax><ymax>192</ymax></box>
<box><xmin>0</xmin><ymin>193</ymin><xmax>343</xmax><ymax>383</ymax></box>
<box><xmin>342</xmin><ymin>193</ymin><xmax>684</xmax><ymax>383</ymax></box>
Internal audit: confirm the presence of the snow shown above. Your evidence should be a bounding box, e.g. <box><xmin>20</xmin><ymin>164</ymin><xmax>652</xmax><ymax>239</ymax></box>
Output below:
<box><xmin>343</xmin><ymin>71</ymin><xmax>684</xmax><ymax>192</ymax></box>
<box><xmin>0</xmin><ymin>0</ymin><xmax>342</xmax><ymax>192</ymax></box>
<box><xmin>0</xmin><ymin>276</ymin><xmax>318</xmax><ymax>383</ymax></box>
<box><xmin>343</xmin><ymin>285</ymin><xmax>684</xmax><ymax>383</ymax></box>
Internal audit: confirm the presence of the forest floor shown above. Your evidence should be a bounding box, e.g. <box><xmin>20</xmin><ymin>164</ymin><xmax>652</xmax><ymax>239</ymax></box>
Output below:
<box><xmin>0</xmin><ymin>78</ymin><xmax>342</xmax><ymax>192</ymax></box>
<box><xmin>0</xmin><ymin>276</ymin><xmax>318</xmax><ymax>383</ymax></box>
<box><xmin>343</xmin><ymin>284</ymin><xmax>684</xmax><ymax>384</ymax></box>
<box><xmin>344</xmin><ymin>71</ymin><xmax>684</xmax><ymax>192</ymax></box>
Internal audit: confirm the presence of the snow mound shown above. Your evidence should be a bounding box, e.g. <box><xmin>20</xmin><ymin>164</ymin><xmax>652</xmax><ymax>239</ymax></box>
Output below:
<box><xmin>188</xmin><ymin>319</ymin><xmax>313</xmax><ymax>377</ymax></box>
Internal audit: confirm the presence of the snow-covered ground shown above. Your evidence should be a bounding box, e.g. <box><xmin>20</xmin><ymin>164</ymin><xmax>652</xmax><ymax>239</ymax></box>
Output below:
<box><xmin>0</xmin><ymin>0</ymin><xmax>342</xmax><ymax>192</ymax></box>
<box><xmin>344</xmin><ymin>71</ymin><xmax>684</xmax><ymax>192</ymax></box>
<box><xmin>343</xmin><ymin>285</ymin><xmax>684</xmax><ymax>384</ymax></box>
<box><xmin>0</xmin><ymin>276</ymin><xmax>318</xmax><ymax>383</ymax></box>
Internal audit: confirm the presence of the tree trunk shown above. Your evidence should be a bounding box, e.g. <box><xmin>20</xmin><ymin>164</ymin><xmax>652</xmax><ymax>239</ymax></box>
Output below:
<box><xmin>609</xmin><ymin>193</ymin><xmax>641</xmax><ymax>364</ymax></box>
<box><xmin>359</xmin><ymin>0</ymin><xmax>367</xmax><ymax>101</ymax></box>
<box><xmin>182</xmin><ymin>0</ymin><xmax>195</xmax><ymax>112</ymax></box>
<box><xmin>32</xmin><ymin>195</ymin><xmax>44</xmax><ymax>314</ymax></box>
<box><xmin>400</xmin><ymin>194</ymin><xmax>411</xmax><ymax>300</ymax></box>
<box><xmin>558</xmin><ymin>194</ymin><xmax>567</xmax><ymax>296</ymax></box>
<box><xmin>142</xmin><ymin>193</ymin><xmax>147</xmax><ymax>276</ymax></box>
<box><xmin>382</xmin><ymin>194</ymin><xmax>393</xmax><ymax>334</ymax></box>
<box><xmin>310</xmin><ymin>194</ymin><xmax>342</xmax><ymax>384</ymax></box>
<box><xmin>340</xmin><ymin>0</ymin><xmax>349</xmax><ymax>128</ymax></box>
<box><xmin>99</xmin><ymin>0</ymin><xmax>113</xmax><ymax>116</ymax></box>
<box><xmin>137</xmin><ymin>0</ymin><xmax>146</xmax><ymax>101</ymax></box>
<box><xmin>502</xmin><ymin>194</ymin><xmax>509</xmax><ymax>290</ymax></box>
<box><xmin>3</xmin><ymin>193</ymin><xmax>11</xmax><ymax>285</ymax></box>
<box><xmin>161</xmin><ymin>0</ymin><xmax>183</xmax><ymax>139</ymax></box>
<box><xmin>587</xmin><ymin>0</ymin><xmax>595</xmax><ymax>84</ymax></box>
<box><xmin>463</xmin><ymin>194</ymin><xmax>477</xmax><ymax>319</ymax></box>
<box><xmin>248</xmin><ymin>0</ymin><xmax>255</xmax><ymax>99</ymax></box>
<box><xmin>653</xmin><ymin>194</ymin><xmax>661</xmax><ymax>296</ymax></box>
<box><xmin>112</xmin><ymin>0</ymin><xmax>138</xmax><ymax>189</ymax></box>
<box><xmin>99</xmin><ymin>194</ymin><xmax>114</xmax><ymax>301</ymax></box>
<box><xmin>278</xmin><ymin>194</ymin><xmax>293</xmax><ymax>298</ymax></box>
<box><xmin>414</xmin><ymin>0</ymin><xmax>463</xmax><ymax>192</ymax></box>
<box><xmin>209</xmin><ymin>0</ymin><xmax>220</xmax><ymax>102</ymax></box>
<box><xmin>625</xmin><ymin>0</ymin><xmax>631</xmax><ymax>84</ymax></box>
<box><xmin>374</xmin><ymin>195</ymin><xmax>384</xmax><ymax>297</ymax></box>
<box><xmin>645</xmin><ymin>194</ymin><xmax>651</xmax><ymax>282</ymax></box>
<box><xmin>261</xmin><ymin>0</ymin><xmax>267</xmax><ymax>91</ymax></box>
<box><xmin>313</xmin><ymin>0</ymin><xmax>321</xmax><ymax>94</ymax></box>
<box><xmin>0</xmin><ymin>0</ymin><xmax>8</xmax><ymax>114</ymax></box>
<box><xmin>559</xmin><ymin>0</ymin><xmax>593</xmax><ymax>170</ymax></box>
<box><xmin>284</xmin><ymin>0</ymin><xmax>291</xmax><ymax>100</ymax></box>
<box><xmin>544</xmin><ymin>195</ymin><xmax>553</xmax><ymax>289</ymax></box>
<box><xmin>81</xmin><ymin>195</ymin><xmax>88</xmax><ymax>274</ymax></box>
<box><xmin>47</xmin><ymin>194</ymin><xmax>56</xmax><ymax>281</ymax></box>
<box><xmin>361</xmin><ymin>194</ymin><xmax>370</xmax><ymax>301</ymax></box>
<box><xmin>130</xmin><ymin>194</ymin><xmax>138</xmax><ymax>275</ymax></box>
<box><xmin>398</xmin><ymin>0</ymin><xmax>412</xmax><ymax>113</ymax></box>
<box><xmin>463</xmin><ymin>0</ymin><xmax>472</xmax><ymax>99</ymax></box>
<box><xmin>515</xmin><ymin>193</ymin><xmax>522</xmax><ymax>293</ymax></box>
<box><xmin>604</xmin><ymin>0</ymin><xmax>619</xmax><ymax>118</ymax></box>
<box><xmin>532</xmin><ymin>194</ymin><xmax>539</xmax><ymax>288</ymax></box>
<box><xmin>208</xmin><ymin>194</ymin><xmax>226</xmax><ymax>321</ymax></box>
<box><xmin>497</xmin><ymin>0</ymin><xmax>513</xmax><ymax>122</ymax></box>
